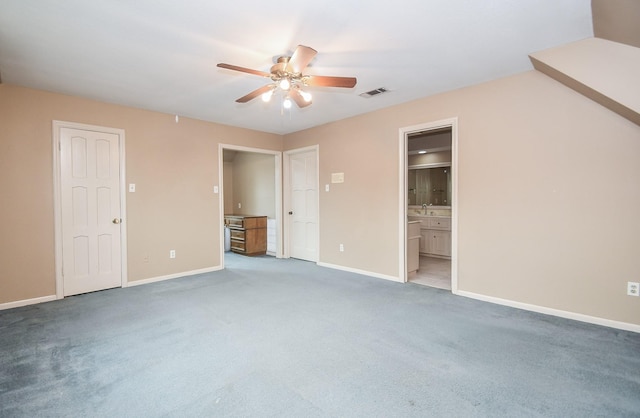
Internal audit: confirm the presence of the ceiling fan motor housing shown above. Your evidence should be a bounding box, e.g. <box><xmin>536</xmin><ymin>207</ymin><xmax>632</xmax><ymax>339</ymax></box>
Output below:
<box><xmin>270</xmin><ymin>56</ymin><xmax>304</xmax><ymax>85</ymax></box>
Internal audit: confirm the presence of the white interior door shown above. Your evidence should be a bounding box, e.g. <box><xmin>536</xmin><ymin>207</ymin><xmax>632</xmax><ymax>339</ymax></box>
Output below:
<box><xmin>288</xmin><ymin>149</ymin><xmax>318</xmax><ymax>261</ymax></box>
<box><xmin>60</xmin><ymin>128</ymin><xmax>122</xmax><ymax>296</ymax></box>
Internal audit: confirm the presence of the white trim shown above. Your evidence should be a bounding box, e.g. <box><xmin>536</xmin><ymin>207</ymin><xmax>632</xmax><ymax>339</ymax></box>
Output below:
<box><xmin>283</xmin><ymin>145</ymin><xmax>320</xmax><ymax>261</ymax></box>
<box><xmin>0</xmin><ymin>295</ymin><xmax>57</xmax><ymax>311</ymax></box>
<box><xmin>399</xmin><ymin>118</ymin><xmax>458</xmax><ymax>293</ymax></box>
<box><xmin>127</xmin><ymin>266</ymin><xmax>223</xmax><ymax>287</ymax></box>
<box><xmin>317</xmin><ymin>262</ymin><xmax>401</xmax><ymax>283</ymax></box>
<box><xmin>52</xmin><ymin>121</ymin><xmax>128</xmax><ymax>298</ymax></box>
<box><xmin>457</xmin><ymin>290</ymin><xmax>640</xmax><ymax>333</ymax></box>
<box><xmin>218</xmin><ymin>144</ymin><xmax>284</xmax><ymax>270</ymax></box>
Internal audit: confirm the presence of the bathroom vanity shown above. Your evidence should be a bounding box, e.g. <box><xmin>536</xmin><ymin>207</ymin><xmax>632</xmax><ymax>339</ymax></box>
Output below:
<box><xmin>408</xmin><ymin>213</ymin><xmax>451</xmax><ymax>258</ymax></box>
<box><xmin>407</xmin><ymin>220</ymin><xmax>421</xmax><ymax>274</ymax></box>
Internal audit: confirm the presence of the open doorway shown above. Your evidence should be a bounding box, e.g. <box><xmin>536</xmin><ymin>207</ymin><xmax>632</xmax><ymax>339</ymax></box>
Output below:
<box><xmin>218</xmin><ymin>144</ymin><xmax>282</xmax><ymax>269</ymax></box>
<box><xmin>399</xmin><ymin>118</ymin><xmax>458</xmax><ymax>293</ymax></box>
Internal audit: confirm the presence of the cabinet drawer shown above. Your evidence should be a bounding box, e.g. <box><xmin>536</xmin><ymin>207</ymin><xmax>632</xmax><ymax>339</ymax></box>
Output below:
<box><xmin>230</xmin><ymin>239</ymin><xmax>246</xmax><ymax>252</ymax></box>
<box><xmin>230</xmin><ymin>230</ymin><xmax>245</xmax><ymax>240</ymax></box>
<box><xmin>427</xmin><ymin>217</ymin><xmax>451</xmax><ymax>230</ymax></box>
<box><xmin>225</xmin><ymin>216</ymin><xmax>267</xmax><ymax>230</ymax></box>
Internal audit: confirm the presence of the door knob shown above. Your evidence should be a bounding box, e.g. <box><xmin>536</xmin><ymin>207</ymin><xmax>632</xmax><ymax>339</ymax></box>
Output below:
<box><xmin>112</xmin><ymin>218</ymin><xmax>121</xmax><ymax>224</ymax></box>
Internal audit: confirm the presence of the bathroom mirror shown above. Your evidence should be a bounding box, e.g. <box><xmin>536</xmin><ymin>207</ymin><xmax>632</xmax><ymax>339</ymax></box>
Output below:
<box><xmin>408</xmin><ymin>164</ymin><xmax>451</xmax><ymax>207</ymax></box>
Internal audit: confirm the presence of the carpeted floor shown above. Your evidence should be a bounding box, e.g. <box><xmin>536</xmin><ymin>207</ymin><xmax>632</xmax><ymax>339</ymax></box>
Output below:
<box><xmin>1</xmin><ymin>253</ymin><xmax>639</xmax><ymax>417</ymax></box>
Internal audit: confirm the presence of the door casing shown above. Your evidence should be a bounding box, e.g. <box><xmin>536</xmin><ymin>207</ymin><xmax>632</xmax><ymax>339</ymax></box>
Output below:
<box><xmin>399</xmin><ymin>118</ymin><xmax>458</xmax><ymax>292</ymax></box>
<box><xmin>53</xmin><ymin>121</ymin><xmax>128</xmax><ymax>299</ymax></box>
<box><xmin>218</xmin><ymin>143</ymin><xmax>283</xmax><ymax>269</ymax></box>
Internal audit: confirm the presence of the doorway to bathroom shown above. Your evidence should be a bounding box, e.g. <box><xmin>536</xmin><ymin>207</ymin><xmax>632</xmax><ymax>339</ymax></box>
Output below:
<box><xmin>399</xmin><ymin>118</ymin><xmax>458</xmax><ymax>293</ymax></box>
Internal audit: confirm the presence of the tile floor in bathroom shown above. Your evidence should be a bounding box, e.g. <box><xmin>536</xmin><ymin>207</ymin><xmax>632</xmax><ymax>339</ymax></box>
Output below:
<box><xmin>410</xmin><ymin>256</ymin><xmax>451</xmax><ymax>290</ymax></box>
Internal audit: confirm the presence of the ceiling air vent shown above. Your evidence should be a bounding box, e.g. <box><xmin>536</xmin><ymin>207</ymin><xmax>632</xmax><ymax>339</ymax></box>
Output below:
<box><xmin>359</xmin><ymin>87</ymin><xmax>388</xmax><ymax>98</ymax></box>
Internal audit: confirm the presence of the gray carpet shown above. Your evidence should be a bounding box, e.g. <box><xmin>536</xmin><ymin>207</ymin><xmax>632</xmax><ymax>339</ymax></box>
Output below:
<box><xmin>1</xmin><ymin>253</ymin><xmax>639</xmax><ymax>417</ymax></box>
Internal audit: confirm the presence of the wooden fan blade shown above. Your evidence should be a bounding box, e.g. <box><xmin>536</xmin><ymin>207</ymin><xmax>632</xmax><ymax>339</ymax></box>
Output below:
<box><xmin>217</xmin><ymin>63</ymin><xmax>270</xmax><ymax>78</ymax></box>
<box><xmin>305</xmin><ymin>75</ymin><xmax>357</xmax><ymax>88</ymax></box>
<box><xmin>287</xmin><ymin>45</ymin><xmax>317</xmax><ymax>74</ymax></box>
<box><xmin>236</xmin><ymin>85</ymin><xmax>274</xmax><ymax>103</ymax></box>
<box><xmin>289</xmin><ymin>89</ymin><xmax>312</xmax><ymax>108</ymax></box>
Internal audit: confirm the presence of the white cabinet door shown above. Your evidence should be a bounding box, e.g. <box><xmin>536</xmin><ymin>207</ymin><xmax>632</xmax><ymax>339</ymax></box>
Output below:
<box><xmin>419</xmin><ymin>229</ymin><xmax>429</xmax><ymax>253</ymax></box>
<box><xmin>429</xmin><ymin>230</ymin><xmax>451</xmax><ymax>257</ymax></box>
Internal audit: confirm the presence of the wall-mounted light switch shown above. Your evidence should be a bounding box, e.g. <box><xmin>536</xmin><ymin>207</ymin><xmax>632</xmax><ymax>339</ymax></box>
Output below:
<box><xmin>325</xmin><ymin>184</ymin><xmax>330</xmax><ymax>192</ymax></box>
<box><xmin>214</xmin><ymin>186</ymin><xmax>219</xmax><ymax>194</ymax></box>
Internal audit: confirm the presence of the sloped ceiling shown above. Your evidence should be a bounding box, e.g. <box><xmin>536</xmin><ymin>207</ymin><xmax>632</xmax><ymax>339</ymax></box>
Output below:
<box><xmin>0</xmin><ymin>1</ymin><xmax>593</xmax><ymax>134</ymax></box>
<box><xmin>530</xmin><ymin>38</ymin><xmax>640</xmax><ymax>126</ymax></box>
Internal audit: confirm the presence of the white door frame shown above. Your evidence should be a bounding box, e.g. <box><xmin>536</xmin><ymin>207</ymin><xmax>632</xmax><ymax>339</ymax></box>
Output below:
<box><xmin>283</xmin><ymin>145</ymin><xmax>319</xmax><ymax>260</ymax></box>
<box><xmin>218</xmin><ymin>143</ymin><xmax>283</xmax><ymax>268</ymax></box>
<box><xmin>399</xmin><ymin>118</ymin><xmax>459</xmax><ymax>293</ymax></box>
<box><xmin>52</xmin><ymin>120</ymin><xmax>128</xmax><ymax>298</ymax></box>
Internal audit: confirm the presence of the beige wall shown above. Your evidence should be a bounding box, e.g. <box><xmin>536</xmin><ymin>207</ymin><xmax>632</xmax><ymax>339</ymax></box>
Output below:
<box><xmin>226</xmin><ymin>152</ymin><xmax>276</xmax><ymax>219</ymax></box>
<box><xmin>592</xmin><ymin>0</ymin><xmax>640</xmax><ymax>48</ymax></box>
<box><xmin>284</xmin><ymin>70</ymin><xmax>640</xmax><ymax>326</ymax></box>
<box><xmin>0</xmin><ymin>84</ymin><xmax>281</xmax><ymax>303</ymax></box>
<box><xmin>2</xmin><ymin>61</ymin><xmax>639</xmax><ymax>327</ymax></box>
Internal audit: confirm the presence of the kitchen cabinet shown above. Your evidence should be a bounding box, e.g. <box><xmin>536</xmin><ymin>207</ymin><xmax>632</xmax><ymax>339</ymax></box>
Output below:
<box><xmin>224</xmin><ymin>215</ymin><xmax>267</xmax><ymax>256</ymax></box>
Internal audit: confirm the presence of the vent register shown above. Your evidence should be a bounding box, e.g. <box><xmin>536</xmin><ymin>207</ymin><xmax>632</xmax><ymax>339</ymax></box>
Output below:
<box><xmin>359</xmin><ymin>87</ymin><xmax>388</xmax><ymax>98</ymax></box>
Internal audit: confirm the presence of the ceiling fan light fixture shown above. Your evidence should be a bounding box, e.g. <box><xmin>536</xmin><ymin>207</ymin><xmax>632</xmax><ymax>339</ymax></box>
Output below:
<box><xmin>279</xmin><ymin>78</ymin><xmax>290</xmax><ymax>90</ymax></box>
<box><xmin>283</xmin><ymin>97</ymin><xmax>292</xmax><ymax>109</ymax></box>
<box><xmin>261</xmin><ymin>89</ymin><xmax>274</xmax><ymax>102</ymax></box>
<box><xmin>299</xmin><ymin>90</ymin><xmax>312</xmax><ymax>103</ymax></box>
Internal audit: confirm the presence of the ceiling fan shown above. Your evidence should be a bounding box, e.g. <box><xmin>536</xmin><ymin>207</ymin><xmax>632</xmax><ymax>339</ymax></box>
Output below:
<box><xmin>217</xmin><ymin>45</ymin><xmax>357</xmax><ymax>109</ymax></box>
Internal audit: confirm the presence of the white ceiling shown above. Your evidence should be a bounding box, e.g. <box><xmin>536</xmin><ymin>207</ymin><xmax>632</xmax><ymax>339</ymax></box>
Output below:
<box><xmin>0</xmin><ymin>1</ymin><xmax>593</xmax><ymax>135</ymax></box>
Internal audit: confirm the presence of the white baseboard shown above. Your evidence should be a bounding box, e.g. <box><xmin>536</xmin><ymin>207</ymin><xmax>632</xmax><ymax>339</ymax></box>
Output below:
<box><xmin>457</xmin><ymin>290</ymin><xmax>640</xmax><ymax>333</ymax></box>
<box><xmin>0</xmin><ymin>295</ymin><xmax>58</xmax><ymax>311</ymax></box>
<box><xmin>317</xmin><ymin>262</ymin><xmax>402</xmax><ymax>283</ymax></box>
<box><xmin>126</xmin><ymin>265</ymin><xmax>223</xmax><ymax>287</ymax></box>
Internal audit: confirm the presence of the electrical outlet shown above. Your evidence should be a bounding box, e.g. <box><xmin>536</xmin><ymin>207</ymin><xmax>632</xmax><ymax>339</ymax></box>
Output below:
<box><xmin>238</xmin><ymin>203</ymin><xmax>241</xmax><ymax>209</ymax></box>
<box><xmin>339</xmin><ymin>244</ymin><xmax>344</xmax><ymax>252</ymax></box>
<box><xmin>627</xmin><ymin>282</ymin><xmax>639</xmax><ymax>297</ymax></box>
<box><xmin>169</xmin><ymin>250</ymin><xmax>176</xmax><ymax>259</ymax></box>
